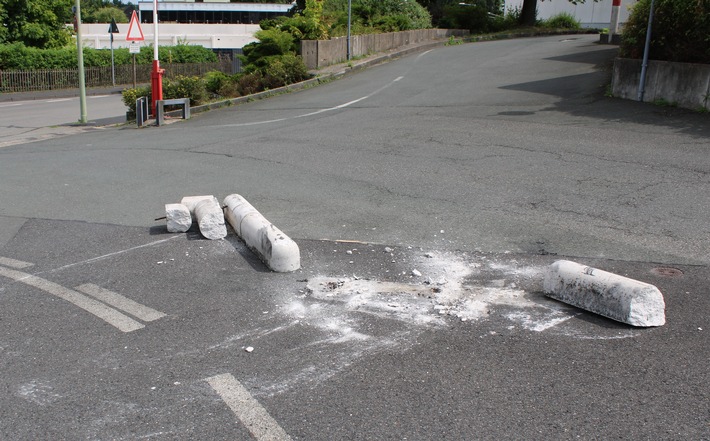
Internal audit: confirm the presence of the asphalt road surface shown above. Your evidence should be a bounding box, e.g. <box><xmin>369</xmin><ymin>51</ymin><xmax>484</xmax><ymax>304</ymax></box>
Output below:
<box><xmin>0</xmin><ymin>35</ymin><xmax>708</xmax><ymax>440</ymax></box>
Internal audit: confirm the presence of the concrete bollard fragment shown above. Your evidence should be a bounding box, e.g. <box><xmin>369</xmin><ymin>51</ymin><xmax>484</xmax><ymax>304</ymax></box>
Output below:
<box><xmin>544</xmin><ymin>260</ymin><xmax>665</xmax><ymax>327</ymax></box>
<box><xmin>194</xmin><ymin>199</ymin><xmax>227</xmax><ymax>240</ymax></box>
<box><xmin>223</xmin><ymin>194</ymin><xmax>300</xmax><ymax>272</ymax></box>
<box><xmin>165</xmin><ymin>203</ymin><xmax>192</xmax><ymax>233</ymax></box>
<box><xmin>180</xmin><ymin>195</ymin><xmax>219</xmax><ymax>219</ymax></box>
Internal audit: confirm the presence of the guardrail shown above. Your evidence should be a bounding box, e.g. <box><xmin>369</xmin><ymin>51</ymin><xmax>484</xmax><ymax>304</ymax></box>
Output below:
<box><xmin>0</xmin><ymin>61</ymin><xmax>232</xmax><ymax>93</ymax></box>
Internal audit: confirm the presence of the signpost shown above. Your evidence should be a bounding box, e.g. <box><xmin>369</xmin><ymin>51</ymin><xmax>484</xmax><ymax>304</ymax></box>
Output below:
<box><xmin>108</xmin><ymin>18</ymin><xmax>119</xmax><ymax>86</ymax></box>
<box><xmin>126</xmin><ymin>11</ymin><xmax>145</xmax><ymax>93</ymax></box>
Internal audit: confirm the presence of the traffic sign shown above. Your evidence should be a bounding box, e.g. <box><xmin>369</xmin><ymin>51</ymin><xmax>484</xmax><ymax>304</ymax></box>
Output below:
<box><xmin>129</xmin><ymin>41</ymin><xmax>141</xmax><ymax>54</ymax></box>
<box><xmin>108</xmin><ymin>18</ymin><xmax>119</xmax><ymax>34</ymax></box>
<box><xmin>126</xmin><ymin>11</ymin><xmax>144</xmax><ymax>41</ymax></box>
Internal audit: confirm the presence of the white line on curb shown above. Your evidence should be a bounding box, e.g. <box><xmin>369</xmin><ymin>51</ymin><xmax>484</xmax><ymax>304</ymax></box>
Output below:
<box><xmin>206</xmin><ymin>373</ymin><xmax>292</xmax><ymax>441</ymax></box>
<box><xmin>0</xmin><ymin>266</ymin><xmax>144</xmax><ymax>332</ymax></box>
<box><xmin>75</xmin><ymin>283</ymin><xmax>166</xmax><ymax>322</ymax></box>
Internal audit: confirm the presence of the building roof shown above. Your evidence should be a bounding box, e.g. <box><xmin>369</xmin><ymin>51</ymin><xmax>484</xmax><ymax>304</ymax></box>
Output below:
<box><xmin>137</xmin><ymin>1</ymin><xmax>294</xmax><ymax>13</ymax></box>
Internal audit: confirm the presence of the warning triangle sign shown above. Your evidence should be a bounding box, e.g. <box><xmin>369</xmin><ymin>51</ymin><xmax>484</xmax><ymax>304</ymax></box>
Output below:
<box><xmin>126</xmin><ymin>11</ymin><xmax>144</xmax><ymax>41</ymax></box>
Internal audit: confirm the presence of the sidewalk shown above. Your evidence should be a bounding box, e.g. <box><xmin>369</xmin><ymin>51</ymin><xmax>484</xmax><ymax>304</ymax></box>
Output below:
<box><xmin>0</xmin><ymin>85</ymin><xmax>127</xmax><ymax>103</ymax></box>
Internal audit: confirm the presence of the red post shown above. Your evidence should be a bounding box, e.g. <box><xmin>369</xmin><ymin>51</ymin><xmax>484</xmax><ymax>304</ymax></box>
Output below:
<box><xmin>151</xmin><ymin>59</ymin><xmax>164</xmax><ymax>117</ymax></box>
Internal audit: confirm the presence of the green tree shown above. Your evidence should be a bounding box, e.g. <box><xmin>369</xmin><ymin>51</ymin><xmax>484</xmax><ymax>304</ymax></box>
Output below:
<box><xmin>85</xmin><ymin>6</ymin><xmax>129</xmax><ymax>23</ymax></box>
<box><xmin>620</xmin><ymin>0</ymin><xmax>710</xmax><ymax>64</ymax></box>
<box><xmin>0</xmin><ymin>0</ymin><xmax>73</xmax><ymax>48</ymax></box>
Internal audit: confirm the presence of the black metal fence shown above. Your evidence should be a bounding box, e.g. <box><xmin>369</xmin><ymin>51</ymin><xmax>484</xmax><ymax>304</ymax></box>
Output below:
<box><xmin>0</xmin><ymin>60</ymin><xmax>233</xmax><ymax>93</ymax></box>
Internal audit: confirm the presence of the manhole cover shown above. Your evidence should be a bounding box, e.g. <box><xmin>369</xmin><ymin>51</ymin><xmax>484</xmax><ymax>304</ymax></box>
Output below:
<box><xmin>651</xmin><ymin>267</ymin><xmax>684</xmax><ymax>277</ymax></box>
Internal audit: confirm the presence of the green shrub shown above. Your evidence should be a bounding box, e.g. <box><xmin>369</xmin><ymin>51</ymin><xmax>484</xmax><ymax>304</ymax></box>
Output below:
<box><xmin>237</xmin><ymin>73</ymin><xmax>264</xmax><ymax>96</ymax></box>
<box><xmin>441</xmin><ymin>4</ymin><xmax>492</xmax><ymax>34</ymax></box>
<box><xmin>260</xmin><ymin>54</ymin><xmax>310</xmax><ymax>89</ymax></box>
<box><xmin>121</xmin><ymin>85</ymin><xmax>151</xmax><ymax>119</ymax></box>
<box><xmin>0</xmin><ymin>43</ymin><xmax>217</xmax><ymax>70</ymax></box>
<box><xmin>542</xmin><ymin>12</ymin><xmax>581</xmax><ymax>30</ymax></box>
<box><xmin>205</xmin><ymin>70</ymin><xmax>230</xmax><ymax>95</ymax></box>
<box><xmin>620</xmin><ymin>0</ymin><xmax>710</xmax><ymax>64</ymax></box>
<box><xmin>163</xmin><ymin>75</ymin><xmax>207</xmax><ymax>106</ymax></box>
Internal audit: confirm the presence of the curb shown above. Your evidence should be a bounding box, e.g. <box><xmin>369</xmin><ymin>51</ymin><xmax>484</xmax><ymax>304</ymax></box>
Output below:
<box><xmin>223</xmin><ymin>194</ymin><xmax>300</xmax><ymax>273</ymax></box>
<box><xmin>543</xmin><ymin>260</ymin><xmax>666</xmax><ymax>327</ymax></box>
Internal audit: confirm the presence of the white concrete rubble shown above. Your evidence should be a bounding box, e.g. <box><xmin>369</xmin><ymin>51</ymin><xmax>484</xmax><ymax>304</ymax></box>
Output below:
<box><xmin>543</xmin><ymin>260</ymin><xmax>666</xmax><ymax>327</ymax></box>
<box><xmin>180</xmin><ymin>195</ymin><xmax>219</xmax><ymax>218</ymax></box>
<box><xmin>165</xmin><ymin>203</ymin><xmax>192</xmax><ymax>233</ymax></box>
<box><xmin>223</xmin><ymin>194</ymin><xmax>300</xmax><ymax>272</ymax></box>
<box><xmin>194</xmin><ymin>199</ymin><xmax>227</xmax><ymax>240</ymax></box>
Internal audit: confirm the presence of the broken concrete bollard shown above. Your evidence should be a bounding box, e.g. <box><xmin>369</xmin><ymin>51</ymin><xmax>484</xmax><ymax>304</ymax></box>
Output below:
<box><xmin>165</xmin><ymin>203</ymin><xmax>192</xmax><ymax>233</ymax></box>
<box><xmin>194</xmin><ymin>198</ymin><xmax>227</xmax><ymax>240</ymax></box>
<box><xmin>180</xmin><ymin>195</ymin><xmax>219</xmax><ymax>219</ymax></box>
<box><xmin>223</xmin><ymin>194</ymin><xmax>300</xmax><ymax>272</ymax></box>
<box><xmin>544</xmin><ymin>260</ymin><xmax>666</xmax><ymax>327</ymax></box>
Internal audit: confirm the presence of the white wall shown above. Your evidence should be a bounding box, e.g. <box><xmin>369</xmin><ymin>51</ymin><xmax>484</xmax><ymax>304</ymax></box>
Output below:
<box><xmin>503</xmin><ymin>0</ymin><xmax>638</xmax><ymax>29</ymax></box>
<box><xmin>80</xmin><ymin>23</ymin><xmax>260</xmax><ymax>49</ymax></box>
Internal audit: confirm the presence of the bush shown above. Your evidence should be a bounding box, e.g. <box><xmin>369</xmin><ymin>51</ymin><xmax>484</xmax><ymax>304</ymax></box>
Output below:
<box><xmin>541</xmin><ymin>12</ymin><xmax>581</xmax><ymax>30</ymax></box>
<box><xmin>441</xmin><ymin>4</ymin><xmax>493</xmax><ymax>34</ymax></box>
<box><xmin>237</xmin><ymin>73</ymin><xmax>264</xmax><ymax>96</ymax></box>
<box><xmin>620</xmin><ymin>0</ymin><xmax>710</xmax><ymax>64</ymax></box>
<box><xmin>121</xmin><ymin>85</ymin><xmax>151</xmax><ymax>119</ymax></box>
<box><xmin>163</xmin><ymin>75</ymin><xmax>207</xmax><ymax>106</ymax></box>
<box><xmin>205</xmin><ymin>70</ymin><xmax>230</xmax><ymax>96</ymax></box>
<box><xmin>261</xmin><ymin>54</ymin><xmax>310</xmax><ymax>89</ymax></box>
<box><xmin>0</xmin><ymin>43</ymin><xmax>217</xmax><ymax>70</ymax></box>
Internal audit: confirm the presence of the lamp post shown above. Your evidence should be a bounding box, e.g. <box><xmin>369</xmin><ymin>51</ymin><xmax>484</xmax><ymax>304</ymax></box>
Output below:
<box><xmin>346</xmin><ymin>0</ymin><xmax>352</xmax><ymax>60</ymax></box>
<box><xmin>74</xmin><ymin>0</ymin><xmax>87</xmax><ymax>123</ymax></box>
<box><xmin>637</xmin><ymin>0</ymin><xmax>656</xmax><ymax>102</ymax></box>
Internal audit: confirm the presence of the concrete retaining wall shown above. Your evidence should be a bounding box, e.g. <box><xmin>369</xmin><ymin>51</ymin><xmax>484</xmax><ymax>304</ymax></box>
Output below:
<box><xmin>612</xmin><ymin>58</ymin><xmax>710</xmax><ymax>110</ymax></box>
<box><xmin>301</xmin><ymin>29</ymin><xmax>469</xmax><ymax>70</ymax></box>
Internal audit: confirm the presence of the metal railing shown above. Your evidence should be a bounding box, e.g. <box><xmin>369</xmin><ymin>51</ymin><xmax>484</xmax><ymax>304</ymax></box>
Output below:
<box><xmin>0</xmin><ymin>61</ymin><xmax>232</xmax><ymax>93</ymax></box>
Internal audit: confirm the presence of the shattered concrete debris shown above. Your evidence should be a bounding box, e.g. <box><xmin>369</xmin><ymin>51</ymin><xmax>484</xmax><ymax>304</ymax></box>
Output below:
<box><xmin>165</xmin><ymin>203</ymin><xmax>192</xmax><ymax>233</ymax></box>
<box><xmin>194</xmin><ymin>198</ymin><xmax>227</xmax><ymax>240</ymax></box>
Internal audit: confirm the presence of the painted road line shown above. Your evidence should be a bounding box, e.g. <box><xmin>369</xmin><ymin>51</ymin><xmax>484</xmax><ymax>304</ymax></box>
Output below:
<box><xmin>88</xmin><ymin>95</ymin><xmax>110</xmax><ymax>99</ymax></box>
<box><xmin>40</xmin><ymin>235</ymin><xmax>181</xmax><ymax>275</ymax></box>
<box><xmin>0</xmin><ymin>257</ymin><xmax>34</xmax><ymax>269</ymax></box>
<box><xmin>46</xmin><ymin>98</ymin><xmax>72</xmax><ymax>103</ymax></box>
<box><xmin>0</xmin><ymin>266</ymin><xmax>144</xmax><ymax>332</ymax></box>
<box><xmin>0</xmin><ymin>103</ymin><xmax>23</xmax><ymax>108</ymax></box>
<box><xmin>75</xmin><ymin>283</ymin><xmax>166</xmax><ymax>322</ymax></box>
<box><xmin>206</xmin><ymin>373</ymin><xmax>291</xmax><ymax>441</ymax></box>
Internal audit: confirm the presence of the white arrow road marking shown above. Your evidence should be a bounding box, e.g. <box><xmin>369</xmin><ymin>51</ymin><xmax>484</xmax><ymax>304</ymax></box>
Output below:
<box><xmin>206</xmin><ymin>373</ymin><xmax>292</xmax><ymax>441</ymax></box>
<box><xmin>0</xmin><ymin>257</ymin><xmax>33</xmax><ymax>269</ymax></box>
<box><xmin>0</xmin><ymin>266</ymin><xmax>144</xmax><ymax>332</ymax></box>
<box><xmin>75</xmin><ymin>283</ymin><xmax>166</xmax><ymax>322</ymax></box>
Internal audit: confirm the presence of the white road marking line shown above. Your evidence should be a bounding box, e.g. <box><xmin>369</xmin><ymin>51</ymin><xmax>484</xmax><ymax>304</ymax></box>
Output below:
<box><xmin>88</xmin><ymin>95</ymin><xmax>109</xmax><ymax>99</ymax></box>
<box><xmin>75</xmin><ymin>283</ymin><xmax>166</xmax><ymax>322</ymax></box>
<box><xmin>39</xmin><ymin>235</ymin><xmax>181</xmax><ymax>275</ymax></box>
<box><xmin>206</xmin><ymin>373</ymin><xmax>292</xmax><ymax>441</ymax></box>
<box><xmin>0</xmin><ymin>266</ymin><xmax>144</xmax><ymax>332</ymax></box>
<box><xmin>222</xmin><ymin>75</ymin><xmax>405</xmax><ymax>128</ymax></box>
<box><xmin>0</xmin><ymin>103</ymin><xmax>23</xmax><ymax>108</ymax></box>
<box><xmin>46</xmin><ymin>98</ymin><xmax>72</xmax><ymax>103</ymax></box>
<box><xmin>0</xmin><ymin>257</ymin><xmax>34</xmax><ymax>269</ymax></box>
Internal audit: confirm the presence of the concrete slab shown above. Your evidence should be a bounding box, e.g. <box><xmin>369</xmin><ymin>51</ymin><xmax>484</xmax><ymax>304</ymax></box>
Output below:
<box><xmin>543</xmin><ymin>260</ymin><xmax>666</xmax><ymax>327</ymax></box>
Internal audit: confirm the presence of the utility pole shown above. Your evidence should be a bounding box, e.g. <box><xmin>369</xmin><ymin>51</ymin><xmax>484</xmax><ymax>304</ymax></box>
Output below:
<box><xmin>346</xmin><ymin>0</ymin><xmax>352</xmax><ymax>60</ymax></box>
<box><xmin>74</xmin><ymin>0</ymin><xmax>87</xmax><ymax>123</ymax></box>
<box><xmin>638</xmin><ymin>0</ymin><xmax>656</xmax><ymax>102</ymax></box>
